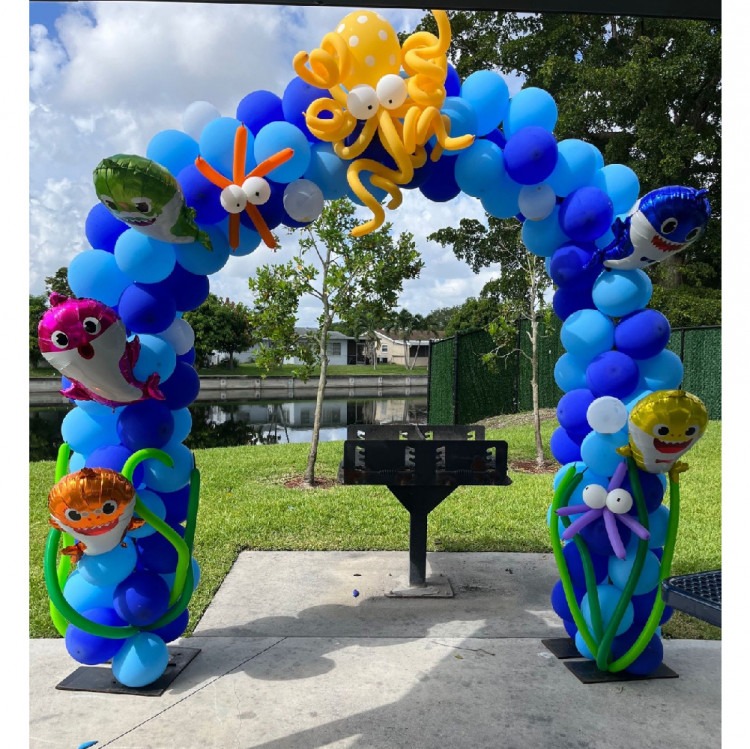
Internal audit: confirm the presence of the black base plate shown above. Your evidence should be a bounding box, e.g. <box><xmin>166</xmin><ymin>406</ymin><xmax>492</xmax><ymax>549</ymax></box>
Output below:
<box><xmin>56</xmin><ymin>646</ymin><xmax>201</xmax><ymax>696</ymax></box>
<box><xmin>564</xmin><ymin>658</ymin><xmax>679</xmax><ymax>683</ymax></box>
<box><xmin>541</xmin><ymin>637</ymin><xmax>580</xmax><ymax>659</ymax></box>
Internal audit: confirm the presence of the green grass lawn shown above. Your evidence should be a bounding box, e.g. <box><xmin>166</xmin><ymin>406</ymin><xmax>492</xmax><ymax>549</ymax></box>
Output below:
<box><xmin>29</xmin><ymin>419</ymin><xmax>721</xmax><ymax>641</ymax></box>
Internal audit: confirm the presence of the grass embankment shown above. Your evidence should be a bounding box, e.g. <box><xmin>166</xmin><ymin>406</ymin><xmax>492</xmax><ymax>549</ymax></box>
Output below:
<box><xmin>29</xmin><ymin>418</ymin><xmax>721</xmax><ymax>641</ymax></box>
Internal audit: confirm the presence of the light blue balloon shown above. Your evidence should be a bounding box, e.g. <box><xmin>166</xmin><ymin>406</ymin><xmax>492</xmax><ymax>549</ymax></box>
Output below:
<box><xmin>560</xmin><ymin>309</ymin><xmax>615</xmax><ymax>361</ymax></box>
<box><xmin>554</xmin><ymin>352</ymin><xmax>589</xmax><ymax>392</ymax></box>
<box><xmin>575</xmin><ymin>630</ymin><xmax>595</xmax><ymax>659</ymax></box>
<box><xmin>146</xmin><ymin>130</ymin><xmax>200</xmax><ymax>178</ymax></box>
<box><xmin>592</xmin><ymin>268</ymin><xmax>653</xmax><ymax>318</ymax></box>
<box><xmin>609</xmin><ymin>548</ymin><xmax>661</xmax><ymax>595</ymax></box>
<box><xmin>303</xmin><ymin>143</ymin><xmax>349</xmax><ymax>200</ymax></box>
<box><xmin>637</xmin><ymin>349</ymin><xmax>684</xmax><ymax>391</ymax></box>
<box><xmin>480</xmin><ymin>174</ymin><xmax>521</xmax><ymax>219</ymax></box>
<box><xmin>175</xmin><ymin>225</ymin><xmax>231</xmax><ymax>275</ymax></box>
<box><xmin>114</xmin><ymin>230</ymin><xmax>176</xmax><ymax>284</ymax></box>
<box><xmin>61</xmin><ymin>406</ymin><xmax>120</xmax><ymax>455</ymax></box>
<box><xmin>521</xmin><ymin>205</ymin><xmax>569</xmax><ymax>257</ymax></box>
<box><xmin>68</xmin><ymin>451</ymin><xmax>86</xmax><ymax>472</ymax></box>
<box><xmin>68</xmin><ymin>250</ymin><xmax>131</xmax><ymax>307</ymax></box>
<box><xmin>454</xmin><ymin>140</ymin><xmax>505</xmax><ymax>198</ymax></box>
<box><xmin>144</xmin><ymin>441</ymin><xmax>193</xmax><ymax>493</ymax></box>
<box><xmin>233</xmin><ymin>223</ymin><xmax>262</xmax><ymax>257</ymax></box>
<box><xmin>253</xmin><ymin>121</ymin><xmax>311</xmax><ymax>183</ymax></box>
<box><xmin>171</xmin><ymin>408</ymin><xmax>193</xmax><ymax>443</ymax></box>
<box><xmin>112</xmin><ymin>632</ymin><xmax>170</xmax><ymax>688</ymax></box>
<box><xmin>580</xmin><ymin>431</ymin><xmax>628</xmax><ymax>477</ymax></box>
<box><xmin>504</xmin><ymin>87</ymin><xmax>558</xmax><ymax>136</ymax></box>
<box><xmin>132</xmin><ymin>334</ymin><xmax>177</xmax><ymax>383</ymax></box>
<box><xmin>199</xmin><ymin>117</ymin><xmax>254</xmax><ymax>178</ymax></box>
<box><xmin>191</xmin><ymin>557</ymin><xmax>201</xmax><ymax>590</ymax></box>
<box><xmin>182</xmin><ymin>100</ymin><xmax>221</xmax><ymax>140</ymax></box>
<box><xmin>568</xmin><ymin>469</ymin><xmax>609</xmax><ymax>504</ymax></box>
<box><xmin>546</xmin><ymin>139</ymin><xmax>599</xmax><ymax>197</ymax></box>
<box><xmin>646</xmin><ymin>504</ymin><xmax>670</xmax><ymax>549</ymax></box>
<box><xmin>460</xmin><ymin>70</ymin><xmax>510</xmax><ymax>135</ymax></box>
<box><xmin>440</xmin><ymin>96</ymin><xmax>478</xmax><ymax>138</ymax></box>
<box><xmin>553</xmin><ymin>461</ymin><xmax>586</xmax><ymax>489</ymax></box>
<box><xmin>77</xmin><ymin>538</ymin><xmax>138</xmax><ymax>587</ymax></box>
<box><xmin>63</xmin><ymin>570</ymin><xmax>117</xmax><ymax>613</ymax></box>
<box><xmin>593</xmin><ymin>164</ymin><xmax>640</xmax><ymax>216</ymax></box>
<box><xmin>582</xmin><ymin>583</ymin><xmax>634</xmax><ymax>636</ymax></box>
<box><xmin>127</xmin><ymin>489</ymin><xmax>167</xmax><ymax>539</ymax></box>
<box><xmin>625</xmin><ymin>387</ymin><xmax>653</xmax><ymax>412</ymax></box>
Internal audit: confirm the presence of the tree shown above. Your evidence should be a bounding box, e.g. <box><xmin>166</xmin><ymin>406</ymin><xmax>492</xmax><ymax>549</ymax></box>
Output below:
<box><xmin>385</xmin><ymin>308</ymin><xmax>429</xmax><ymax>371</ymax></box>
<box><xmin>247</xmin><ymin>198</ymin><xmax>423</xmax><ymax>486</ymax></box>
<box><xmin>45</xmin><ymin>267</ymin><xmax>73</xmax><ymax>298</ymax></box>
<box><xmin>29</xmin><ymin>294</ymin><xmax>48</xmax><ymax>368</ymax></box>
<box><xmin>423</xmin><ymin>306</ymin><xmax>460</xmax><ymax>334</ymax></box>
<box><xmin>443</xmin><ymin>297</ymin><xmax>497</xmax><ymax>336</ymax></box>
<box><xmin>184</xmin><ymin>294</ymin><xmax>253</xmax><ymax>369</ymax></box>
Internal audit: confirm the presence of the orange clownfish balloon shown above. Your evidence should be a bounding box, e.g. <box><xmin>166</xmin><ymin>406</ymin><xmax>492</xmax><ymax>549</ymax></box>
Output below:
<box><xmin>48</xmin><ymin>468</ymin><xmax>145</xmax><ymax>563</ymax></box>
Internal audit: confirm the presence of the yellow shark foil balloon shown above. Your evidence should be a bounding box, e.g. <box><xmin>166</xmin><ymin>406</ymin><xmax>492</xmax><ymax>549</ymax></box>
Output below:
<box><xmin>624</xmin><ymin>390</ymin><xmax>708</xmax><ymax>473</ymax></box>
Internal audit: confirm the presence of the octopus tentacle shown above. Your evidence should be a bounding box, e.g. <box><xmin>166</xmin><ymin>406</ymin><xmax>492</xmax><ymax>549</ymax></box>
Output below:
<box><xmin>333</xmin><ymin>117</ymin><xmax>379</xmax><ymax>161</ymax></box>
<box><xmin>293</xmin><ymin>32</ymin><xmax>351</xmax><ymax>94</ymax></box>
<box><xmin>305</xmin><ymin>99</ymin><xmax>356</xmax><ymax>143</ymax></box>
<box><xmin>561</xmin><ymin>508</ymin><xmax>604</xmax><ymax>540</ymax></box>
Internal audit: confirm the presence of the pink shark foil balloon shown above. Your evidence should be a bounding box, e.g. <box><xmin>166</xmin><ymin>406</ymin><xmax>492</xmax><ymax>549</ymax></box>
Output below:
<box><xmin>37</xmin><ymin>293</ymin><xmax>165</xmax><ymax>408</ymax></box>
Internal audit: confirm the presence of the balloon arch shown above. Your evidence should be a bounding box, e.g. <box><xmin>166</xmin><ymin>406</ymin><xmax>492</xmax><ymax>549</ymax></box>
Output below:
<box><xmin>38</xmin><ymin>9</ymin><xmax>711</xmax><ymax>687</ymax></box>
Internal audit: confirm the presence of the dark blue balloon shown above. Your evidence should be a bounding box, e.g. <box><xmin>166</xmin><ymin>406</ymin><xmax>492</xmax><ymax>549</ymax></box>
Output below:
<box><xmin>549</xmin><ymin>242</ymin><xmax>600</xmax><ymax>289</ymax></box>
<box><xmin>630</xmin><ymin>589</ymin><xmax>674</xmax><ymax>626</ymax></box>
<box><xmin>614</xmin><ymin>309</ymin><xmax>672</xmax><ymax>360</ymax></box>
<box><xmin>556</xmin><ymin>388</ymin><xmax>596</xmax><ymax>438</ymax></box>
<box><xmin>445</xmin><ymin>63</ymin><xmax>461</xmax><ymax>97</ymax></box>
<box><xmin>236</xmin><ymin>90</ymin><xmax>284</xmax><ymax>135</ymax></box>
<box><xmin>503</xmin><ymin>126</ymin><xmax>558</xmax><ymax>185</ymax></box>
<box><xmin>550</xmin><ymin>426</ymin><xmax>583</xmax><ymax>464</ymax></box>
<box><xmin>160</xmin><ymin>485</ymin><xmax>191</xmax><ymax>525</ymax></box>
<box><xmin>482</xmin><ymin>128</ymin><xmax>507</xmax><ymax>149</ymax></box>
<box><xmin>86</xmin><ymin>444</ymin><xmax>144</xmax><ymax>486</ymax></box>
<box><xmin>579</xmin><ymin>515</ymin><xmax>631</xmax><ymax>556</ymax></box>
<box><xmin>160</xmin><ymin>263</ymin><xmax>210</xmax><ymax>313</ymax></box>
<box><xmin>550</xmin><ymin>579</ymin><xmax>584</xmax><ymax>621</ymax></box>
<box><xmin>282</xmin><ymin>76</ymin><xmax>332</xmax><ymax>142</ymax></box>
<box><xmin>552</xmin><ymin>285</ymin><xmax>596</xmax><ymax>321</ymax></box>
<box><xmin>148</xmin><ymin>607</ymin><xmax>189</xmax><ymax>643</ymax></box>
<box><xmin>114</xmin><ymin>570</ymin><xmax>171</xmax><ymax>627</ymax></box>
<box><xmin>562</xmin><ymin>541</ymin><xmax>609</xmax><ymax>588</ymax></box>
<box><xmin>118</xmin><ymin>283</ymin><xmax>177</xmax><ymax>335</ymax></box>
<box><xmin>85</xmin><ymin>202</ymin><xmax>127</xmax><ymax>252</ymax></box>
<box><xmin>240</xmin><ymin>179</ymin><xmax>284</xmax><ymax>231</ymax></box>
<box><xmin>585</xmin><ymin>350</ymin><xmax>639</xmax><ymax>399</ymax></box>
<box><xmin>419</xmin><ymin>154</ymin><xmax>461</xmax><ymax>202</ymax></box>
<box><xmin>559</xmin><ymin>186</ymin><xmax>614</xmax><ymax>242</ymax></box>
<box><xmin>177</xmin><ymin>164</ymin><xmax>226</xmax><ymax>225</ymax></box>
<box><xmin>563</xmin><ymin>617</ymin><xmax>578</xmax><ymax>639</ymax></box>
<box><xmin>136</xmin><ymin>523</ymin><xmax>185</xmax><ymax>574</ymax></box>
<box><xmin>117</xmin><ymin>400</ymin><xmax>175</xmax><ymax>451</ymax></box>
<box><xmin>65</xmin><ymin>607</ymin><xmax>128</xmax><ymax>665</ymax></box>
<box><xmin>177</xmin><ymin>347</ymin><xmax>196</xmax><ymax>365</ymax></box>
<box><xmin>611</xmin><ymin>630</ymin><xmax>664</xmax><ymax>675</ymax></box>
<box><xmin>160</xmin><ymin>361</ymin><xmax>201</xmax><ymax>410</ymax></box>
<box><xmin>623</xmin><ymin>470</ymin><xmax>666</xmax><ymax>515</ymax></box>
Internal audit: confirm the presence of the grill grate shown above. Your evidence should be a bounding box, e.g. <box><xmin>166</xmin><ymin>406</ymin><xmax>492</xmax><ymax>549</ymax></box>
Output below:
<box><xmin>661</xmin><ymin>570</ymin><xmax>721</xmax><ymax>628</ymax></box>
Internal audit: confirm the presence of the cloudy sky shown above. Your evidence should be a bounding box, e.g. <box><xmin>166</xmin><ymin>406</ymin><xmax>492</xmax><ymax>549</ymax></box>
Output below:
<box><xmin>26</xmin><ymin>1</ymin><xmax>527</xmax><ymax>326</ymax></box>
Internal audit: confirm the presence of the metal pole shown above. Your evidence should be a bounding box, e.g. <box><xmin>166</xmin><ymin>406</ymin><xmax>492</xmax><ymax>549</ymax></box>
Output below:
<box><xmin>408</xmin><ymin>511</ymin><xmax>428</xmax><ymax>586</ymax></box>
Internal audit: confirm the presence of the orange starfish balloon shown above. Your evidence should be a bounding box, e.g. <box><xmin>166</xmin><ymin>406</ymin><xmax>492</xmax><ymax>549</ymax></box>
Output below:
<box><xmin>195</xmin><ymin>125</ymin><xmax>294</xmax><ymax>250</ymax></box>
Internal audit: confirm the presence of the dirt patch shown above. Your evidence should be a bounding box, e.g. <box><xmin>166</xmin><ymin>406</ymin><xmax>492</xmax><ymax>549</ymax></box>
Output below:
<box><xmin>476</xmin><ymin>409</ymin><xmax>557</xmax><ymax>430</ymax></box>
<box><xmin>509</xmin><ymin>459</ymin><xmax>560</xmax><ymax>474</ymax></box>
<box><xmin>283</xmin><ymin>475</ymin><xmax>339</xmax><ymax>490</ymax></box>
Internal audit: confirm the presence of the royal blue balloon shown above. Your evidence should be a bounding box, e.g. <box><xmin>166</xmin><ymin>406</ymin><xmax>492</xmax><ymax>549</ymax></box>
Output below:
<box><xmin>65</xmin><ymin>607</ymin><xmax>128</xmax><ymax>665</ymax></box>
<box><xmin>614</xmin><ymin>309</ymin><xmax>671</xmax><ymax>360</ymax></box>
<box><xmin>303</xmin><ymin>142</ymin><xmax>349</xmax><ymax>200</ymax></box>
<box><xmin>550</xmin><ymin>579</ymin><xmax>584</xmax><ymax>621</ymax></box>
<box><xmin>629</xmin><ymin>589</ymin><xmax>673</xmax><ymax>626</ymax></box>
<box><xmin>135</xmin><ymin>523</ymin><xmax>185</xmax><ymax>574</ymax></box>
<box><xmin>454</xmin><ymin>139</ymin><xmax>505</xmax><ymax>198</ymax></box>
<box><xmin>460</xmin><ymin>70</ymin><xmax>510</xmax><ymax>136</ymax></box>
<box><xmin>445</xmin><ymin>63</ymin><xmax>461</xmax><ymax>97</ymax></box>
<box><xmin>131</xmin><ymin>333</ymin><xmax>177</xmax><ymax>383</ymax></box>
<box><xmin>552</xmin><ymin>285</ymin><xmax>596</xmax><ymax>321</ymax></box>
<box><xmin>503</xmin><ymin>126</ymin><xmax>558</xmax><ymax>185</ymax></box>
<box><xmin>177</xmin><ymin>164</ymin><xmax>226</xmax><ymax>225</ymax></box>
<box><xmin>113</xmin><ymin>570</ymin><xmax>171</xmax><ymax>627</ymax></box>
<box><xmin>582</xmin><ymin>584</ymin><xmax>634</xmax><ymax>636</ymax></box>
<box><xmin>550</xmin><ymin>426</ymin><xmax>583</xmax><ymax>464</ymax></box>
<box><xmin>609</xmin><ymin>548</ymin><xmax>661</xmax><ymax>595</ymax></box>
<box><xmin>563</xmin><ymin>618</ymin><xmax>578</xmax><ymax>639</ymax></box>
<box><xmin>549</xmin><ymin>242</ymin><xmax>600</xmax><ymax>289</ymax></box>
<box><xmin>520</xmin><ymin>205</ymin><xmax>568</xmax><ymax>256</ymax></box>
<box><xmin>85</xmin><ymin>202</ymin><xmax>127</xmax><ymax>252</ymax></box>
<box><xmin>112</xmin><ymin>632</ymin><xmax>170</xmax><ymax>688</ymax></box>
<box><xmin>174</xmin><ymin>225</ymin><xmax>231</xmax><ymax>275</ymax></box>
<box><xmin>637</xmin><ymin>349</ymin><xmax>684</xmax><ymax>391</ymax></box>
<box><xmin>613</xmin><ymin>632</ymin><xmax>664</xmax><ymax>676</ymax></box>
<box><xmin>77</xmin><ymin>538</ymin><xmax>138</xmax><ymax>587</ymax></box>
<box><xmin>254</xmin><ymin>121</ymin><xmax>311</xmax><ymax>183</ymax></box>
<box><xmin>419</xmin><ymin>155</ymin><xmax>461</xmax><ymax>203</ymax></box>
<box><xmin>592</xmin><ymin>164</ymin><xmax>640</xmax><ymax>216</ymax></box>
<box><xmin>85</xmin><ymin>444</ymin><xmax>145</xmax><ymax>487</ymax></box>
<box><xmin>553</xmin><ymin>352</ymin><xmax>589</xmax><ymax>392</ymax></box>
<box><xmin>237</xmin><ymin>90</ymin><xmax>284</xmax><ymax>135</ymax></box>
<box><xmin>118</xmin><ymin>283</ymin><xmax>177</xmax><ymax>335</ymax></box>
<box><xmin>199</xmin><ymin>117</ymin><xmax>253</xmax><ymax>178</ymax></box>
<box><xmin>126</xmin><ymin>489</ymin><xmax>166</xmax><ymax>539</ymax></box>
<box><xmin>559</xmin><ymin>186</ymin><xmax>614</xmax><ymax>243</ymax></box>
<box><xmin>115</xmin><ymin>230</ymin><xmax>176</xmax><ymax>284</ymax></box>
<box><xmin>177</xmin><ymin>347</ymin><xmax>196</xmax><ymax>365</ymax></box>
<box><xmin>440</xmin><ymin>96</ymin><xmax>478</xmax><ymax>138</ymax></box>
<box><xmin>586</xmin><ymin>350</ymin><xmax>639</xmax><ymax>399</ymax></box>
<box><xmin>580</xmin><ymin>430</ymin><xmax>628</xmax><ymax>477</ymax></box>
<box><xmin>562</xmin><ymin>541</ymin><xmax>609</xmax><ymax>588</ymax></box>
<box><xmin>63</xmin><ymin>571</ymin><xmax>117</xmax><ymax>614</ymax></box>
<box><xmin>117</xmin><ymin>400</ymin><xmax>175</xmax><ymax>451</ymax></box>
<box><xmin>62</xmin><ymin>407</ymin><xmax>120</xmax><ymax>456</ymax></box>
<box><xmin>160</xmin><ymin>484</ymin><xmax>191</xmax><ymax>525</ymax></box>
<box><xmin>556</xmin><ymin>388</ymin><xmax>596</xmax><ymax>438</ymax></box>
<box><xmin>148</xmin><ymin>608</ymin><xmax>189</xmax><ymax>644</ymax></box>
<box><xmin>240</xmin><ymin>180</ymin><xmax>285</xmax><ymax>231</ymax></box>
<box><xmin>144</xmin><ymin>441</ymin><xmax>193</xmax><ymax>493</ymax></box>
<box><xmin>282</xmin><ymin>76</ymin><xmax>332</xmax><ymax>141</ymax></box>
<box><xmin>68</xmin><ymin>250</ymin><xmax>131</xmax><ymax>307</ymax></box>
<box><xmin>592</xmin><ymin>268</ymin><xmax>653</xmax><ymax>318</ymax></box>
<box><xmin>159</xmin><ymin>361</ymin><xmax>201</xmax><ymax>410</ymax></box>
<box><xmin>146</xmin><ymin>129</ymin><xmax>200</xmax><ymax>178</ymax></box>
<box><xmin>160</xmin><ymin>263</ymin><xmax>210</xmax><ymax>312</ymax></box>
<box><xmin>561</xmin><ymin>309</ymin><xmax>615</xmax><ymax>361</ymax></box>
<box><xmin>504</xmin><ymin>87</ymin><xmax>558</xmax><ymax>136</ymax></box>
<box><xmin>546</xmin><ymin>139</ymin><xmax>599</xmax><ymax>197</ymax></box>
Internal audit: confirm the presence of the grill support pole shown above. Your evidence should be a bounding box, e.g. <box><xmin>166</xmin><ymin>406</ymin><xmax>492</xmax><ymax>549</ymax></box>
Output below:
<box><xmin>409</xmin><ymin>511</ymin><xmax>428</xmax><ymax>586</ymax></box>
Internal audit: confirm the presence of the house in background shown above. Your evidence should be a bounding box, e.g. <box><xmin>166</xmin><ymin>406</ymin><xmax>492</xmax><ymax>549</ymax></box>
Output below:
<box><xmin>374</xmin><ymin>330</ymin><xmax>445</xmax><ymax>368</ymax></box>
<box><xmin>284</xmin><ymin>328</ymin><xmax>360</xmax><ymax>366</ymax></box>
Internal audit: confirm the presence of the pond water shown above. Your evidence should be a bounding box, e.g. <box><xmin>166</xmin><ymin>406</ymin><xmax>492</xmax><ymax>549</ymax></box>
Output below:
<box><xmin>30</xmin><ymin>396</ymin><xmax>429</xmax><ymax>461</ymax></box>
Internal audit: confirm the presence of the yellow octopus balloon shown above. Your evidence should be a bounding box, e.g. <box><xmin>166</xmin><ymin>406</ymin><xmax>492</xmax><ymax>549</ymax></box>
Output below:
<box><xmin>622</xmin><ymin>390</ymin><xmax>708</xmax><ymax>474</ymax></box>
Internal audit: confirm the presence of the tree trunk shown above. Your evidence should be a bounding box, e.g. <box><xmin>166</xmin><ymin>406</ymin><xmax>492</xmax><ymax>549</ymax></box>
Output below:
<box><xmin>304</xmin><ymin>324</ymin><xmax>329</xmax><ymax>486</ymax></box>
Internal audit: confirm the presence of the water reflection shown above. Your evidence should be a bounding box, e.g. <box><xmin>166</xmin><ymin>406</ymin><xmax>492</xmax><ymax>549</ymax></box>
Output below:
<box><xmin>29</xmin><ymin>397</ymin><xmax>428</xmax><ymax>460</ymax></box>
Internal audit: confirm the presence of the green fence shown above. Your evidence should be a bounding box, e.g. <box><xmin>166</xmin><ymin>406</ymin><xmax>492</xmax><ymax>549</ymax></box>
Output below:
<box><xmin>428</xmin><ymin>324</ymin><xmax>721</xmax><ymax>424</ymax></box>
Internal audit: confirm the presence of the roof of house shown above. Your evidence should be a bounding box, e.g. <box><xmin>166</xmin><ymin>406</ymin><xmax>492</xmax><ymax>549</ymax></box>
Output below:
<box><xmin>294</xmin><ymin>327</ymin><xmax>354</xmax><ymax>340</ymax></box>
<box><xmin>375</xmin><ymin>329</ymin><xmax>446</xmax><ymax>344</ymax></box>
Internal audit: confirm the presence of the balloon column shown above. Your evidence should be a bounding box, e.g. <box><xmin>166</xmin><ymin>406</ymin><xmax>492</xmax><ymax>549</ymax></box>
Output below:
<box><xmin>38</xmin><ymin>7</ymin><xmax>713</xmax><ymax>685</ymax></box>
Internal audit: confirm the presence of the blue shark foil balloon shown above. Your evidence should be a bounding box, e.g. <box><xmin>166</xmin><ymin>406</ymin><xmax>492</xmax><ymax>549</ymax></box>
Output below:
<box><xmin>601</xmin><ymin>186</ymin><xmax>711</xmax><ymax>270</ymax></box>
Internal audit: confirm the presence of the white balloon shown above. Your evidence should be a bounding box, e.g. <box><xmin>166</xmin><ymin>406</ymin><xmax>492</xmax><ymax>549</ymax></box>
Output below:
<box><xmin>587</xmin><ymin>396</ymin><xmax>628</xmax><ymax>434</ymax></box>
<box><xmin>182</xmin><ymin>101</ymin><xmax>222</xmax><ymax>141</ymax></box>
<box><xmin>518</xmin><ymin>183</ymin><xmax>556</xmax><ymax>221</ymax></box>
<box><xmin>283</xmin><ymin>179</ymin><xmax>324</xmax><ymax>223</ymax></box>
<box><xmin>158</xmin><ymin>318</ymin><xmax>195</xmax><ymax>356</ymax></box>
<box><xmin>220</xmin><ymin>184</ymin><xmax>247</xmax><ymax>214</ymax></box>
<box><xmin>242</xmin><ymin>176</ymin><xmax>271</xmax><ymax>205</ymax></box>
<box><xmin>347</xmin><ymin>85</ymin><xmax>379</xmax><ymax>120</ymax></box>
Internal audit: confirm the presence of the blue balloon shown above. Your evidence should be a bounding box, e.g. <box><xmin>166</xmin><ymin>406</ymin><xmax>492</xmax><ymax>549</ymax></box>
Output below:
<box><xmin>177</xmin><ymin>348</ymin><xmax>196</xmax><ymax>365</ymax></box>
<box><xmin>483</xmin><ymin>128</ymin><xmax>507</xmax><ymax>149</ymax></box>
<box><xmin>117</xmin><ymin>400</ymin><xmax>175</xmax><ymax>451</ymax></box>
<box><xmin>65</xmin><ymin>607</ymin><xmax>128</xmax><ymax>665</ymax></box>
<box><xmin>612</xmin><ymin>631</ymin><xmax>664</xmax><ymax>676</ymax></box>
<box><xmin>440</xmin><ymin>96</ymin><xmax>478</xmax><ymax>138</ymax></box>
<box><xmin>160</xmin><ymin>484</ymin><xmax>191</xmax><ymax>526</ymax></box>
<box><xmin>580</xmin><ymin>515</ymin><xmax>632</xmax><ymax>556</ymax></box>
<box><xmin>567</xmin><ymin>467</ymin><xmax>610</xmax><ymax>506</ymax></box>
<box><xmin>503</xmin><ymin>126</ymin><xmax>558</xmax><ymax>185</ymax></box>
<box><xmin>419</xmin><ymin>155</ymin><xmax>461</xmax><ymax>203</ymax></box>
<box><xmin>586</xmin><ymin>350</ymin><xmax>639</xmax><ymax>399</ymax></box>
<box><xmin>646</xmin><ymin>504</ymin><xmax>670</xmax><ymax>549</ymax></box>
<box><xmin>136</xmin><ymin>523</ymin><xmax>185</xmax><ymax>574</ymax></box>
<box><xmin>546</xmin><ymin>139</ymin><xmax>599</xmax><ymax>197</ymax></box>
<box><xmin>68</xmin><ymin>452</ymin><xmax>86</xmax><ymax>472</ymax></box>
<box><xmin>614</xmin><ymin>309</ymin><xmax>671</xmax><ymax>360</ymax></box>
<box><xmin>559</xmin><ymin>186</ymin><xmax>614</xmax><ymax>243</ymax></box>
<box><xmin>637</xmin><ymin>349</ymin><xmax>684</xmax><ymax>391</ymax></box>
<box><xmin>563</xmin><ymin>618</ymin><xmax>578</xmax><ymax>639</ymax></box>
<box><xmin>454</xmin><ymin>140</ymin><xmax>505</xmax><ymax>198</ymax></box>
<box><xmin>481</xmin><ymin>172</ymin><xmax>522</xmax><ymax>219</ymax></box>
<box><xmin>554</xmin><ymin>352</ymin><xmax>589</xmax><ymax>392</ymax></box>
<box><xmin>146</xmin><ymin>129</ymin><xmax>200</xmax><ymax>178</ymax></box>
<box><xmin>144</xmin><ymin>441</ymin><xmax>193</xmax><ymax>493</ymax></box>
<box><xmin>553</xmin><ymin>461</ymin><xmax>586</xmax><ymax>489</ymax></box>
<box><xmin>126</xmin><ymin>489</ymin><xmax>166</xmax><ymax>539</ymax></box>
<box><xmin>575</xmin><ymin>630</ymin><xmax>595</xmax><ymax>660</ymax></box>
<box><xmin>233</xmin><ymin>223</ymin><xmax>262</xmax><ymax>256</ymax></box>
<box><xmin>85</xmin><ymin>444</ymin><xmax>145</xmax><ymax>487</ymax></box>
<box><xmin>170</xmin><ymin>408</ymin><xmax>193</xmax><ymax>444</ymax></box>
<box><xmin>460</xmin><ymin>70</ymin><xmax>510</xmax><ymax>136</ymax></box>
<box><xmin>592</xmin><ymin>268</ymin><xmax>653</xmax><ymax>318</ymax></box>
<box><xmin>550</xmin><ymin>426</ymin><xmax>583</xmax><ymax>464</ymax></box>
<box><xmin>63</xmin><ymin>571</ymin><xmax>117</xmax><ymax>614</ymax></box>
<box><xmin>582</xmin><ymin>583</ymin><xmax>634</xmax><ymax>636</ymax></box>
<box><xmin>160</xmin><ymin>263</ymin><xmax>209</xmax><ymax>312</ymax></box>
<box><xmin>131</xmin><ymin>333</ymin><xmax>177</xmax><ymax>383</ymax></box>
<box><xmin>550</xmin><ymin>579</ymin><xmax>584</xmax><ymax>621</ymax></box>
<box><xmin>592</xmin><ymin>164</ymin><xmax>640</xmax><ymax>216</ymax></box>
<box><xmin>254</xmin><ymin>121</ymin><xmax>311</xmax><ymax>184</ymax></box>
<box><xmin>148</xmin><ymin>607</ymin><xmax>189</xmax><ymax>644</ymax></box>
<box><xmin>628</xmin><ymin>589</ymin><xmax>673</xmax><ymax>627</ymax></box>
<box><xmin>552</xmin><ymin>285</ymin><xmax>595</xmax><ymax>321</ymax></box>
<box><xmin>115</xmin><ymin>230</ymin><xmax>176</xmax><ymax>284</ymax></box>
<box><xmin>118</xmin><ymin>283</ymin><xmax>177</xmax><ymax>335</ymax></box>
<box><xmin>556</xmin><ymin>389</ymin><xmax>596</xmax><ymax>438</ymax></box>
<box><xmin>85</xmin><ymin>202</ymin><xmax>127</xmax><ymax>252</ymax></box>
<box><xmin>282</xmin><ymin>76</ymin><xmax>332</xmax><ymax>142</ymax></box>
<box><xmin>160</xmin><ymin>361</ymin><xmax>201</xmax><ymax>410</ymax></box>
<box><xmin>236</xmin><ymin>89</ymin><xmax>284</xmax><ymax>135</ymax></box>
<box><xmin>241</xmin><ymin>179</ymin><xmax>285</xmax><ymax>231</ymax></box>
<box><xmin>68</xmin><ymin>250</ymin><xmax>131</xmax><ymax>307</ymax></box>
<box><xmin>177</xmin><ymin>164</ymin><xmax>226</xmax><ymax>225</ymax></box>
<box><xmin>562</xmin><ymin>541</ymin><xmax>609</xmax><ymax>589</ymax></box>
<box><xmin>560</xmin><ymin>309</ymin><xmax>615</xmax><ymax>361</ymax></box>
<box><xmin>445</xmin><ymin>63</ymin><xmax>461</xmax><ymax>97</ymax></box>
<box><xmin>199</xmin><ymin>117</ymin><xmax>253</xmax><ymax>178</ymax></box>
<box><xmin>114</xmin><ymin>570</ymin><xmax>171</xmax><ymax>627</ymax></box>
<box><xmin>303</xmin><ymin>142</ymin><xmax>349</xmax><ymax>200</ymax></box>
<box><xmin>182</xmin><ymin>100</ymin><xmax>221</xmax><ymax>140</ymax></box>
<box><xmin>520</xmin><ymin>205</ymin><xmax>568</xmax><ymax>256</ymax></box>
<box><xmin>112</xmin><ymin>632</ymin><xmax>170</xmax><ymax>688</ymax></box>
<box><xmin>609</xmin><ymin>548</ymin><xmax>661</xmax><ymax>595</ymax></box>
<box><xmin>622</xmin><ymin>468</ymin><xmax>667</xmax><ymax>515</ymax></box>
<box><xmin>61</xmin><ymin>407</ymin><xmax>120</xmax><ymax>456</ymax></box>
<box><xmin>504</xmin><ymin>87</ymin><xmax>558</xmax><ymax>136</ymax></box>
<box><xmin>77</xmin><ymin>538</ymin><xmax>138</xmax><ymax>587</ymax></box>
<box><xmin>174</xmin><ymin>225</ymin><xmax>231</xmax><ymax>275</ymax></box>
<box><xmin>549</xmin><ymin>242</ymin><xmax>600</xmax><ymax>289</ymax></box>
<box><xmin>580</xmin><ymin>430</ymin><xmax>628</xmax><ymax>477</ymax></box>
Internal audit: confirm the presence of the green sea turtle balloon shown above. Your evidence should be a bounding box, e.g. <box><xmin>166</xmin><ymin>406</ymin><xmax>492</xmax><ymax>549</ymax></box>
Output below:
<box><xmin>93</xmin><ymin>154</ymin><xmax>212</xmax><ymax>250</ymax></box>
